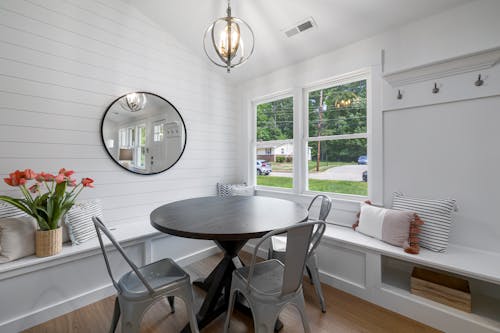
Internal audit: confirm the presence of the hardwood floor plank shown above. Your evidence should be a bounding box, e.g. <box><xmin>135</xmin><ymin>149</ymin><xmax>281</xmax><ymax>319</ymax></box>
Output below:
<box><xmin>23</xmin><ymin>252</ymin><xmax>441</xmax><ymax>333</ymax></box>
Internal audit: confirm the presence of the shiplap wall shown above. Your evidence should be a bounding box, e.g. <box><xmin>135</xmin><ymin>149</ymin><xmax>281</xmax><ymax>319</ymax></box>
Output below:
<box><xmin>0</xmin><ymin>0</ymin><xmax>238</xmax><ymax>226</ymax></box>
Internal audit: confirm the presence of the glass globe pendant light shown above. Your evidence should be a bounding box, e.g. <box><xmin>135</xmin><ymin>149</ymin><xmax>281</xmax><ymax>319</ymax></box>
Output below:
<box><xmin>203</xmin><ymin>0</ymin><xmax>254</xmax><ymax>73</ymax></box>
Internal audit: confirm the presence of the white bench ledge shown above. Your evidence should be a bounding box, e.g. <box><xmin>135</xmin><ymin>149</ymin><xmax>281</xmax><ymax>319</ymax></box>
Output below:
<box><xmin>0</xmin><ymin>221</ymin><xmax>165</xmax><ymax>279</ymax></box>
<box><xmin>323</xmin><ymin>224</ymin><xmax>500</xmax><ymax>285</ymax></box>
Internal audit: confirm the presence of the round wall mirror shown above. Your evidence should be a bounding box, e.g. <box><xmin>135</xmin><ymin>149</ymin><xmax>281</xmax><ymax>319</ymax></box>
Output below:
<box><xmin>101</xmin><ymin>92</ymin><xmax>186</xmax><ymax>175</ymax></box>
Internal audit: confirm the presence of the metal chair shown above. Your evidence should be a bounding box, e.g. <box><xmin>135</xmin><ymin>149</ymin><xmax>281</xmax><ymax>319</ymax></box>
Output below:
<box><xmin>92</xmin><ymin>217</ymin><xmax>199</xmax><ymax>333</ymax></box>
<box><xmin>224</xmin><ymin>221</ymin><xmax>326</xmax><ymax>333</ymax></box>
<box><xmin>268</xmin><ymin>194</ymin><xmax>332</xmax><ymax>312</ymax></box>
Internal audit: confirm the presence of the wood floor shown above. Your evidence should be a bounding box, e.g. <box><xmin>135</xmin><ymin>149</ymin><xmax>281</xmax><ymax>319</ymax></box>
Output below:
<box><xmin>23</xmin><ymin>253</ymin><xmax>441</xmax><ymax>333</ymax></box>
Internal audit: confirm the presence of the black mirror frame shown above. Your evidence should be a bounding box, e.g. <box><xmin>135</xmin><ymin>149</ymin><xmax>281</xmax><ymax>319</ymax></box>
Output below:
<box><xmin>100</xmin><ymin>92</ymin><xmax>187</xmax><ymax>175</ymax></box>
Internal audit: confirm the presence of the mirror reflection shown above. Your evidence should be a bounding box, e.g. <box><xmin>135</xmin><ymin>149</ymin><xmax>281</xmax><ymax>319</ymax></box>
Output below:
<box><xmin>101</xmin><ymin>92</ymin><xmax>186</xmax><ymax>175</ymax></box>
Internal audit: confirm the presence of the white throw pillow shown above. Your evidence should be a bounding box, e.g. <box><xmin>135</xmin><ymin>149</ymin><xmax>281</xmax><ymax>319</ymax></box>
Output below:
<box><xmin>65</xmin><ymin>199</ymin><xmax>103</xmax><ymax>245</ymax></box>
<box><xmin>0</xmin><ymin>216</ymin><xmax>37</xmax><ymax>263</ymax></box>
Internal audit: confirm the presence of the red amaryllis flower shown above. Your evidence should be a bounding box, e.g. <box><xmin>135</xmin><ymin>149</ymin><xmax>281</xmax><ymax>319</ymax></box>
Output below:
<box><xmin>24</xmin><ymin>169</ymin><xmax>38</xmax><ymax>180</ymax></box>
<box><xmin>29</xmin><ymin>184</ymin><xmax>40</xmax><ymax>193</ymax></box>
<box><xmin>81</xmin><ymin>178</ymin><xmax>94</xmax><ymax>188</ymax></box>
<box><xmin>37</xmin><ymin>172</ymin><xmax>56</xmax><ymax>182</ymax></box>
<box><xmin>67</xmin><ymin>178</ymin><xmax>77</xmax><ymax>187</ymax></box>
<box><xmin>58</xmin><ymin>168</ymin><xmax>75</xmax><ymax>177</ymax></box>
<box><xmin>55</xmin><ymin>173</ymin><xmax>66</xmax><ymax>184</ymax></box>
<box><xmin>4</xmin><ymin>170</ymin><xmax>27</xmax><ymax>186</ymax></box>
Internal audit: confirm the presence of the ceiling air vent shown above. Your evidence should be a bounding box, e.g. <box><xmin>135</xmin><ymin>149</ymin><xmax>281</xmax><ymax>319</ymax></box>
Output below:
<box><xmin>284</xmin><ymin>17</ymin><xmax>317</xmax><ymax>38</ymax></box>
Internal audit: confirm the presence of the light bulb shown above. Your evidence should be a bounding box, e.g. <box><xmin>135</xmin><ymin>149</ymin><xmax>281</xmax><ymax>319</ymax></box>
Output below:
<box><xmin>218</xmin><ymin>21</ymin><xmax>240</xmax><ymax>60</ymax></box>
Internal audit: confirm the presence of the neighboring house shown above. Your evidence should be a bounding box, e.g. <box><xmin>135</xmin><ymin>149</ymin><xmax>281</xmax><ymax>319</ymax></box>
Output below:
<box><xmin>256</xmin><ymin>140</ymin><xmax>312</xmax><ymax>162</ymax></box>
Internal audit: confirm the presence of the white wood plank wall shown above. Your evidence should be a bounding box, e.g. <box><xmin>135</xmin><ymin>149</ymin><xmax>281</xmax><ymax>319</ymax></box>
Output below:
<box><xmin>0</xmin><ymin>0</ymin><xmax>239</xmax><ymax>227</ymax></box>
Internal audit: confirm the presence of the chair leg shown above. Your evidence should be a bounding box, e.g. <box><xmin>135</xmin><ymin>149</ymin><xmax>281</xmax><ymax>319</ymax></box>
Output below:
<box><xmin>307</xmin><ymin>255</ymin><xmax>326</xmax><ymax>313</ymax></box>
<box><xmin>109</xmin><ymin>297</ymin><xmax>121</xmax><ymax>333</ymax></box>
<box><xmin>305</xmin><ymin>266</ymin><xmax>313</xmax><ymax>285</ymax></box>
<box><xmin>120</xmin><ymin>300</ymin><xmax>148</xmax><ymax>333</ymax></box>
<box><xmin>180</xmin><ymin>286</ymin><xmax>200</xmax><ymax>333</ymax></box>
<box><xmin>252</xmin><ymin>304</ymin><xmax>278</xmax><ymax>333</ymax></box>
<box><xmin>296</xmin><ymin>295</ymin><xmax>311</xmax><ymax>333</ymax></box>
<box><xmin>223</xmin><ymin>289</ymin><xmax>238</xmax><ymax>333</ymax></box>
<box><xmin>167</xmin><ymin>296</ymin><xmax>175</xmax><ymax>313</ymax></box>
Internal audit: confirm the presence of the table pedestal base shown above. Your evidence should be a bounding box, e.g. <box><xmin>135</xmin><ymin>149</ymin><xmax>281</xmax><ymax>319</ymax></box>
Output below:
<box><xmin>181</xmin><ymin>240</ymin><xmax>282</xmax><ymax>332</ymax></box>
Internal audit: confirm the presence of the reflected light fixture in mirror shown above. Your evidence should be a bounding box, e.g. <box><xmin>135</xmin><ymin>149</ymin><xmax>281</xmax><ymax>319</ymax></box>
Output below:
<box><xmin>120</xmin><ymin>92</ymin><xmax>147</xmax><ymax>112</ymax></box>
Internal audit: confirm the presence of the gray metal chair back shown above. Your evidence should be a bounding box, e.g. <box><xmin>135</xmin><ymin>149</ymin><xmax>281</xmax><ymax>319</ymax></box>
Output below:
<box><xmin>93</xmin><ymin>216</ymin><xmax>200</xmax><ymax>333</ymax></box>
<box><xmin>249</xmin><ymin>221</ymin><xmax>326</xmax><ymax>296</ymax></box>
<box><xmin>307</xmin><ymin>194</ymin><xmax>332</xmax><ymax>222</ymax></box>
<box><xmin>93</xmin><ymin>217</ymin><xmax>154</xmax><ymax>295</ymax></box>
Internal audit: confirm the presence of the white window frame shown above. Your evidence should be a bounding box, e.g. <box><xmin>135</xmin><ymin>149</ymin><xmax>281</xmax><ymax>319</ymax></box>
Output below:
<box><xmin>302</xmin><ymin>70</ymin><xmax>370</xmax><ymax>200</ymax></box>
<box><xmin>249</xmin><ymin>68</ymin><xmax>375</xmax><ymax>201</ymax></box>
<box><xmin>251</xmin><ymin>89</ymin><xmax>296</xmax><ymax>194</ymax></box>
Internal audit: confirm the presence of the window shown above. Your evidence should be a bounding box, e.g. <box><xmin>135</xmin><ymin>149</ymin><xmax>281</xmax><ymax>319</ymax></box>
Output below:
<box><xmin>136</xmin><ymin>125</ymin><xmax>146</xmax><ymax>169</ymax></box>
<box><xmin>119</xmin><ymin>124</ymin><xmax>147</xmax><ymax>169</ymax></box>
<box><xmin>255</xmin><ymin>96</ymin><xmax>293</xmax><ymax>189</ymax></box>
<box><xmin>307</xmin><ymin>80</ymin><xmax>367</xmax><ymax>196</ymax></box>
<box><xmin>153</xmin><ymin>123</ymin><xmax>164</xmax><ymax>142</ymax></box>
<box><xmin>252</xmin><ymin>74</ymin><xmax>369</xmax><ymax>197</ymax></box>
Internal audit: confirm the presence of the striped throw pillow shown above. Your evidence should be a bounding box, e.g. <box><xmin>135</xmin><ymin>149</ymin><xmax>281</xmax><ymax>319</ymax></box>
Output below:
<box><xmin>217</xmin><ymin>183</ymin><xmax>254</xmax><ymax>198</ymax></box>
<box><xmin>391</xmin><ymin>192</ymin><xmax>456</xmax><ymax>252</ymax></box>
<box><xmin>0</xmin><ymin>202</ymin><xmax>27</xmax><ymax>219</ymax></box>
<box><xmin>65</xmin><ymin>199</ymin><xmax>103</xmax><ymax>245</ymax></box>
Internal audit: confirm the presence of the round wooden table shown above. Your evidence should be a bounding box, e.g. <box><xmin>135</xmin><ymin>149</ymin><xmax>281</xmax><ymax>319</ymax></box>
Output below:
<box><xmin>150</xmin><ymin>196</ymin><xmax>308</xmax><ymax>332</ymax></box>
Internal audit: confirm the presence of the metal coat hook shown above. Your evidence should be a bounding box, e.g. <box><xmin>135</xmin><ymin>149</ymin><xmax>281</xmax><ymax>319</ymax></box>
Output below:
<box><xmin>432</xmin><ymin>82</ymin><xmax>439</xmax><ymax>94</ymax></box>
<box><xmin>397</xmin><ymin>89</ymin><xmax>403</xmax><ymax>100</ymax></box>
<box><xmin>475</xmin><ymin>74</ymin><xmax>484</xmax><ymax>87</ymax></box>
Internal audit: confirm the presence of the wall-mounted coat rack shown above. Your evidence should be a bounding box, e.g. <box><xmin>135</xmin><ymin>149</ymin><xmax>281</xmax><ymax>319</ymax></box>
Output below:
<box><xmin>432</xmin><ymin>82</ymin><xmax>440</xmax><ymax>94</ymax></box>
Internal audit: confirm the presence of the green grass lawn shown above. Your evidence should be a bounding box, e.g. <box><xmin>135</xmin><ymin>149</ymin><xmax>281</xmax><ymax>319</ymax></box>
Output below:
<box><xmin>271</xmin><ymin>161</ymin><xmax>354</xmax><ymax>173</ymax></box>
<box><xmin>257</xmin><ymin>176</ymin><xmax>367</xmax><ymax>196</ymax></box>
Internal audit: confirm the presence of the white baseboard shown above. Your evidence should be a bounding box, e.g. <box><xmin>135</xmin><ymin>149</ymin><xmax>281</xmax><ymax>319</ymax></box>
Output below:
<box><xmin>2</xmin><ymin>284</ymin><xmax>116</xmax><ymax>333</ymax></box>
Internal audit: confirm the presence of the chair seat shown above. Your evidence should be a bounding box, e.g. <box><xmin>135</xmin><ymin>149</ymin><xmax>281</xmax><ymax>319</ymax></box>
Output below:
<box><xmin>118</xmin><ymin>258</ymin><xmax>189</xmax><ymax>299</ymax></box>
<box><xmin>234</xmin><ymin>259</ymin><xmax>285</xmax><ymax>296</ymax></box>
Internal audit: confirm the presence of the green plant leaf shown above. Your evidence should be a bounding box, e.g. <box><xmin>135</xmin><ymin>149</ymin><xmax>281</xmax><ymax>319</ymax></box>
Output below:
<box><xmin>0</xmin><ymin>196</ymin><xmax>32</xmax><ymax>215</ymax></box>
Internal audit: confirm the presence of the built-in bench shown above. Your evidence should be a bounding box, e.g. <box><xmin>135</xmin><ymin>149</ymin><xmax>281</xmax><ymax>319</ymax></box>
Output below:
<box><xmin>323</xmin><ymin>224</ymin><xmax>500</xmax><ymax>284</ymax></box>
<box><xmin>317</xmin><ymin>224</ymin><xmax>500</xmax><ymax>333</ymax></box>
<box><xmin>0</xmin><ymin>221</ymin><xmax>218</xmax><ymax>333</ymax></box>
<box><xmin>0</xmin><ymin>222</ymin><xmax>162</xmax><ymax>279</ymax></box>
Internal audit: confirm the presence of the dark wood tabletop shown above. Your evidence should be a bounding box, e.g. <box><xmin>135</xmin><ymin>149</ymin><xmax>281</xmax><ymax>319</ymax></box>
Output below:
<box><xmin>150</xmin><ymin>196</ymin><xmax>309</xmax><ymax>241</ymax></box>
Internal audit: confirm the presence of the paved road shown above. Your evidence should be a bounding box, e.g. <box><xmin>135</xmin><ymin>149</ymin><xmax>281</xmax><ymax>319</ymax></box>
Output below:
<box><xmin>268</xmin><ymin>165</ymin><xmax>367</xmax><ymax>181</ymax></box>
<box><xmin>309</xmin><ymin>165</ymin><xmax>367</xmax><ymax>181</ymax></box>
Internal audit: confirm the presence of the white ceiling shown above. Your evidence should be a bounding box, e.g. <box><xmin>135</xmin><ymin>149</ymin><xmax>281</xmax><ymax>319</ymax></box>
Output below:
<box><xmin>127</xmin><ymin>0</ymin><xmax>473</xmax><ymax>82</ymax></box>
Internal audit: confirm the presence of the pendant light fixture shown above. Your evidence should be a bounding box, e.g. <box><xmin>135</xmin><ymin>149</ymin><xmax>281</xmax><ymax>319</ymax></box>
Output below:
<box><xmin>203</xmin><ymin>0</ymin><xmax>254</xmax><ymax>73</ymax></box>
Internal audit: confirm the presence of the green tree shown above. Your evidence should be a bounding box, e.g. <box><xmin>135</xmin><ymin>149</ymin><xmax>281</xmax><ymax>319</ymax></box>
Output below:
<box><xmin>257</xmin><ymin>97</ymin><xmax>293</xmax><ymax>141</ymax></box>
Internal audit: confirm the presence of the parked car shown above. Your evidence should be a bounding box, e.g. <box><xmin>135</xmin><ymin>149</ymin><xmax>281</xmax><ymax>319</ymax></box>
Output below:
<box><xmin>362</xmin><ymin>170</ymin><xmax>368</xmax><ymax>182</ymax></box>
<box><xmin>358</xmin><ymin>155</ymin><xmax>368</xmax><ymax>165</ymax></box>
<box><xmin>256</xmin><ymin>160</ymin><xmax>272</xmax><ymax>175</ymax></box>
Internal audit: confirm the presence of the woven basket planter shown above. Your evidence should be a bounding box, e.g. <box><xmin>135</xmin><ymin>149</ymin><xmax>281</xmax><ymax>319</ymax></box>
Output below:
<box><xmin>35</xmin><ymin>227</ymin><xmax>63</xmax><ymax>257</ymax></box>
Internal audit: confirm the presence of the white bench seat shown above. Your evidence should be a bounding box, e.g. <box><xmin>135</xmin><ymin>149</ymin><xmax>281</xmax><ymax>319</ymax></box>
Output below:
<box><xmin>323</xmin><ymin>224</ymin><xmax>500</xmax><ymax>285</ymax></box>
<box><xmin>0</xmin><ymin>221</ymin><xmax>163</xmax><ymax>279</ymax></box>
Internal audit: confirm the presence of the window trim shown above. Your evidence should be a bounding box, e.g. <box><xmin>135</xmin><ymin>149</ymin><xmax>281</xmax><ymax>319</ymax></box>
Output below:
<box><xmin>251</xmin><ymin>89</ymin><xmax>295</xmax><ymax>193</ymax></box>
